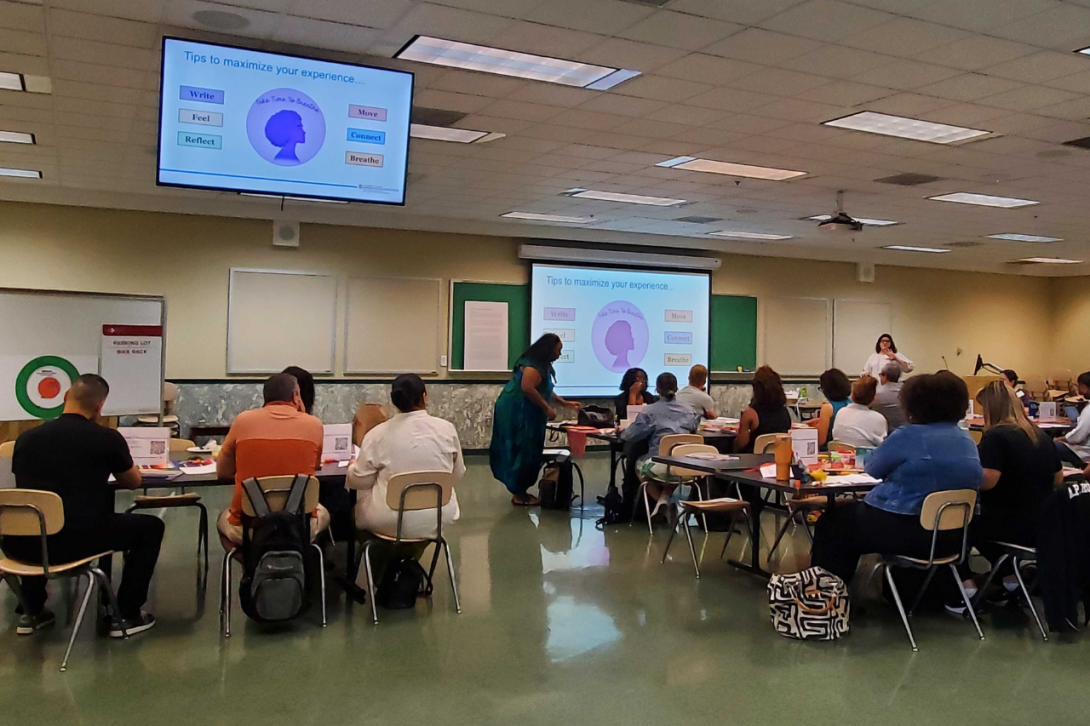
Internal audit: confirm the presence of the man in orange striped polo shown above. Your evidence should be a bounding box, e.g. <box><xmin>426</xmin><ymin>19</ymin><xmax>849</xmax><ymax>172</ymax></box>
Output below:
<box><xmin>216</xmin><ymin>373</ymin><xmax>327</xmax><ymax>547</ymax></box>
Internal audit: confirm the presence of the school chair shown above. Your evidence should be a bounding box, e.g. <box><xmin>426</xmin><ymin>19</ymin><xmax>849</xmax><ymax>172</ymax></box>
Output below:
<box><xmin>634</xmin><ymin>433</ymin><xmax>703</xmax><ymax>534</ymax></box>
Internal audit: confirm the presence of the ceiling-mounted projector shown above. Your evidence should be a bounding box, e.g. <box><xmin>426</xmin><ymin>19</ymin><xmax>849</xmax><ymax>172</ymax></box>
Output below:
<box><xmin>818</xmin><ymin>190</ymin><xmax>863</xmax><ymax>233</ymax></box>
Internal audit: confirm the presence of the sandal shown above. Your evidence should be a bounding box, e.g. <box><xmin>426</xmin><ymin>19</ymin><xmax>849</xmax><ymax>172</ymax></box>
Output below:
<box><xmin>511</xmin><ymin>495</ymin><xmax>540</xmax><ymax>506</ymax></box>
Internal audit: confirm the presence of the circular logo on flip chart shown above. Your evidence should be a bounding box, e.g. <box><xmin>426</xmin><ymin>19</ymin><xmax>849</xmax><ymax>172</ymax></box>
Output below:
<box><xmin>246</xmin><ymin>88</ymin><xmax>326</xmax><ymax>167</ymax></box>
<box><xmin>15</xmin><ymin>355</ymin><xmax>81</xmax><ymax>420</ymax></box>
<box><xmin>591</xmin><ymin>301</ymin><xmax>648</xmax><ymax>374</ymax></box>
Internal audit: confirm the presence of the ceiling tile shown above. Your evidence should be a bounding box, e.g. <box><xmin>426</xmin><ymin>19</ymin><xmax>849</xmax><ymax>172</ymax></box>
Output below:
<box><xmin>164</xmin><ymin>0</ymin><xmax>281</xmax><ymax>38</ymax></box>
<box><xmin>577</xmin><ymin>94</ymin><xmax>669</xmax><ymax>118</ymax></box>
<box><xmin>910</xmin><ymin>0</ymin><xmax>1060</xmax><ymax>33</ymax></box>
<box><xmin>0</xmin><ymin>1</ymin><xmax>44</xmax><ymax>33</ymax></box>
<box><xmin>752</xmin><ymin>97</ymin><xmax>851</xmax><ymax>123</ymax></box>
<box><xmin>978</xmin><ymin>85</ymin><xmax>1080</xmax><ymax>112</ymax></box>
<box><xmin>613</xmin><ymin>74</ymin><xmax>713</xmax><ymax>103</ymax></box>
<box><xmin>412</xmin><ymin>88</ymin><xmax>494</xmax><ymax>114</ymax></box>
<box><xmin>576</xmin><ymin>38</ymin><xmax>688</xmax><ymax>73</ymax></box>
<box><xmin>51</xmin><ymin>58</ymin><xmax>145</xmax><ymax>87</ymax></box>
<box><xmin>781</xmin><ymin>45</ymin><xmax>895</xmax><ymax>79</ymax></box>
<box><xmin>686</xmin><ymin>87</ymin><xmax>779</xmax><ymax>112</ymax></box>
<box><xmin>0</xmin><ymin>28</ymin><xmax>45</xmax><ymax>57</ymax></box>
<box><xmin>1034</xmin><ymin>96</ymin><xmax>1090</xmax><ymax>121</ymax></box>
<box><xmin>49</xmin><ymin>38</ymin><xmax>157</xmax><ymax>70</ymax></box>
<box><xmin>617</xmin><ymin>10</ymin><xmax>742</xmax><ymax>51</ymax></box>
<box><xmin>427</xmin><ymin>0</ymin><xmax>541</xmax><ymax>18</ymax></box>
<box><xmin>988</xmin><ymin>4</ymin><xmax>1090</xmax><ymax>49</ymax></box>
<box><xmin>916</xmin><ymin>73</ymin><xmax>1024</xmax><ymax>102</ymax></box>
<box><xmin>430</xmin><ymin>69</ymin><xmax>528</xmax><ymax>98</ymax></box>
<box><xmin>840</xmin><ymin>18</ymin><xmax>969</xmax><ymax>58</ymax></box>
<box><xmin>477</xmin><ymin>99</ymin><xmax>565</xmax><ymax>122</ymax></box>
<box><xmin>654</xmin><ymin>53</ymin><xmax>762</xmax><ymax>85</ymax></box>
<box><xmin>668</xmin><ymin>0</ymin><xmax>807</xmax><ymax>25</ymax></box>
<box><xmin>919</xmin><ymin>35</ymin><xmax>1038</xmax><ymax>72</ymax></box>
<box><xmin>644</xmin><ymin>104</ymin><xmax>728</xmax><ymax>126</ymax></box>
<box><xmin>796</xmin><ymin>80</ymin><xmax>893</xmax><ymax>105</ymax></box>
<box><xmin>47</xmin><ymin>9</ymin><xmax>157</xmax><ymax>48</ymax></box>
<box><xmin>525</xmin><ymin>0</ymin><xmax>653</xmax><ymax>35</ymax></box>
<box><xmin>727</xmin><ymin>68</ymin><xmax>831</xmax><ymax>97</ymax></box>
<box><xmin>486</xmin><ymin>22</ymin><xmax>605</xmax><ymax>58</ymax></box>
<box><xmin>272</xmin><ymin>17</ymin><xmax>382</xmax><ymax>53</ymax></box>
<box><xmin>759</xmin><ymin>0</ymin><xmax>895</xmax><ymax>43</ymax></box>
<box><xmin>983</xmin><ymin>51</ymin><xmax>1090</xmax><ymax>84</ymax></box>
<box><xmin>290</xmin><ymin>0</ymin><xmax>410</xmax><ymax>28</ymax></box>
<box><xmin>703</xmin><ymin>28</ymin><xmax>824</xmax><ymax>64</ymax></box>
<box><xmin>862</xmin><ymin>92</ymin><xmax>957</xmax><ymax>115</ymax></box>
<box><xmin>46</xmin><ymin>0</ymin><xmax>165</xmax><ymax>24</ymax></box>
<box><xmin>388</xmin><ymin>3</ymin><xmax>509</xmax><ymax>44</ymax></box>
<box><xmin>505</xmin><ymin>84</ymin><xmax>600</xmax><ymax>107</ymax></box>
<box><xmin>851</xmin><ymin>59</ymin><xmax>962</xmax><ymax>89</ymax></box>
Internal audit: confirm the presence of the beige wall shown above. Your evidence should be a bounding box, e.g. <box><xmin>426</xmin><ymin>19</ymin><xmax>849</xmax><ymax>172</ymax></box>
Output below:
<box><xmin>0</xmin><ymin>200</ymin><xmax>1061</xmax><ymax>380</ymax></box>
<box><xmin>1049</xmin><ymin>277</ymin><xmax>1090</xmax><ymax>379</ymax></box>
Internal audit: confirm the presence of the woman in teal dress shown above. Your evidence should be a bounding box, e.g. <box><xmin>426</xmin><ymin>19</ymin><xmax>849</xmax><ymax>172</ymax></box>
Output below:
<box><xmin>490</xmin><ymin>333</ymin><xmax>580</xmax><ymax>506</ymax></box>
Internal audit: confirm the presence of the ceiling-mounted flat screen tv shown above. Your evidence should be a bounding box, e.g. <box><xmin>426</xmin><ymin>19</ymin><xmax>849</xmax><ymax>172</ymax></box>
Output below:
<box><xmin>157</xmin><ymin>37</ymin><xmax>413</xmax><ymax>205</ymax></box>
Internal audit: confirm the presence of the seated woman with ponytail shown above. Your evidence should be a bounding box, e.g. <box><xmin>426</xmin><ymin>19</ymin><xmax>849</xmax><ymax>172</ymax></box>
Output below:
<box><xmin>619</xmin><ymin>372</ymin><xmax>701</xmax><ymax>518</ymax></box>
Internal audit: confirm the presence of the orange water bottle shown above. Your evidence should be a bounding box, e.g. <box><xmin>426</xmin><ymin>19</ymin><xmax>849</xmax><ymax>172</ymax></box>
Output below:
<box><xmin>774</xmin><ymin>434</ymin><xmax>793</xmax><ymax>482</ymax></box>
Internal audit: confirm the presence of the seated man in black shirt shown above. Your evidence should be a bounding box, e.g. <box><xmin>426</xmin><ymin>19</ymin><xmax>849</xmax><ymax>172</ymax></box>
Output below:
<box><xmin>2</xmin><ymin>374</ymin><xmax>163</xmax><ymax>637</ymax></box>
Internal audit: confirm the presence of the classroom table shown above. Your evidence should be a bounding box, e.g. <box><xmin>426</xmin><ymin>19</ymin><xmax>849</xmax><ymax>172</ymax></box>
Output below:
<box><xmin>652</xmin><ymin>452</ymin><xmax>881</xmax><ymax>578</ymax></box>
<box><xmin>966</xmin><ymin>417</ymin><xmax>1073</xmax><ymax>437</ymax></box>
<box><xmin>549</xmin><ymin>423</ymin><xmax>737</xmax><ymax>493</ymax></box>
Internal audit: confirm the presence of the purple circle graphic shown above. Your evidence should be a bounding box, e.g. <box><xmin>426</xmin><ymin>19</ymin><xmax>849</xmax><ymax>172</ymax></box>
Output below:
<box><xmin>592</xmin><ymin>300</ymin><xmax>649</xmax><ymax>373</ymax></box>
<box><xmin>246</xmin><ymin>88</ymin><xmax>326</xmax><ymax>166</ymax></box>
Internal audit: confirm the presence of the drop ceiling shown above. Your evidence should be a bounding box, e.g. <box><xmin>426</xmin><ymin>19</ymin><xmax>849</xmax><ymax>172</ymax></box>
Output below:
<box><xmin>5</xmin><ymin>0</ymin><xmax>1090</xmax><ymax>274</ymax></box>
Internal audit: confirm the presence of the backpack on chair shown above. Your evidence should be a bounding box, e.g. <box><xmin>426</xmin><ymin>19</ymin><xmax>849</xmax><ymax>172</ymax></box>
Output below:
<box><xmin>239</xmin><ymin>475</ymin><xmax>311</xmax><ymax>623</ymax></box>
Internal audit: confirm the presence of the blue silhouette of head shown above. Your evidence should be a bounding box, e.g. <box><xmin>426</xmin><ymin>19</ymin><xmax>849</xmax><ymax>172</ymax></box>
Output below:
<box><xmin>265</xmin><ymin>110</ymin><xmax>306</xmax><ymax>163</ymax></box>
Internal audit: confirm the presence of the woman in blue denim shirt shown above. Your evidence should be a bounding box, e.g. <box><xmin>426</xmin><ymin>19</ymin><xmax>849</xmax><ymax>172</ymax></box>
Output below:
<box><xmin>811</xmin><ymin>372</ymin><xmax>983</xmax><ymax>583</ymax></box>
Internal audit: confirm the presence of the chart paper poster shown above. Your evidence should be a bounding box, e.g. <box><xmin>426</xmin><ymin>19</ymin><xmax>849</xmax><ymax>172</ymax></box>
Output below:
<box><xmin>464</xmin><ymin>301</ymin><xmax>509</xmax><ymax>372</ymax></box>
<box><xmin>158</xmin><ymin>38</ymin><xmax>413</xmax><ymax>204</ymax></box>
<box><xmin>531</xmin><ymin>264</ymin><xmax>710</xmax><ymax>397</ymax></box>
<box><xmin>101</xmin><ymin>325</ymin><xmax>163</xmax><ymax>416</ymax></box>
<box><xmin>119</xmin><ymin>427</ymin><xmax>170</xmax><ymax>467</ymax></box>
<box><xmin>0</xmin><ymin>354</ymin><xmax>100</xmax><ymax>421</ymax></box>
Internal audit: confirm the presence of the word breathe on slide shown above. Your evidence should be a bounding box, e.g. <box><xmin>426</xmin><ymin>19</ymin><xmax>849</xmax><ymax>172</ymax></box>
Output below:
<box><xmin>544</xmin><ymin>274</ymin><xmax>670</xmax><ymax>291</ymax></box>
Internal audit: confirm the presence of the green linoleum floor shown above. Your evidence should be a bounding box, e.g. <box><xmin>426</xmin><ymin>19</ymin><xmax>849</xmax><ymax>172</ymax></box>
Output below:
<box><xmin>2</xmin><ymin>453</ymin><xmax>1089</xmax><ymax>726</ymax></box>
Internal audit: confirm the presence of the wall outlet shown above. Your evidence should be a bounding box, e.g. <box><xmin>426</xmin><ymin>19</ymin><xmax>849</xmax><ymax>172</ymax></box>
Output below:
<box><xmin>440</xmin><ymin>355</ymin><xmax>448</xmax><ymax>367</ymax></box>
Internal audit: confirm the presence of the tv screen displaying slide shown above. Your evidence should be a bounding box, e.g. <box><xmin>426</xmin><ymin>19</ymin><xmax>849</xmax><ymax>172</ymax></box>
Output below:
<box><xmin>158</xmin><ymin>38</ymin><xmax>413</xmax><ymax>204</ymax></box>
<box><xmin>530</xmin><ymin>264</ymin><xmax>711</xmax><ymax>398</ymax></box>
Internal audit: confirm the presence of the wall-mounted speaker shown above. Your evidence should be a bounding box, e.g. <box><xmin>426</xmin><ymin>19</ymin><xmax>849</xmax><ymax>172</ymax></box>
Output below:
<box><xmin>857</xmin><ymin>262</ymin><xmax>875</xmax><ymax>283</ymax></box>
<box><xmin>273</xmin><ymin>220</ymin><xmax>300</xmax><ymax>247</ymax></box>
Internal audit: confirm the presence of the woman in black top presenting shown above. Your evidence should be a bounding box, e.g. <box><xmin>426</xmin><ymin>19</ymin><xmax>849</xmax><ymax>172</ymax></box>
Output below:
<box><xmin>735</xmin><ymin>366</ymin><xmax>792</xmax><ymax>453</ymax></box>
<box><xmin>614</xmin><ymin>367</ymin><xmax>657</xmax><ymax>422</ymax></box>
<box><xmin>952</xmin><ymin>381</ymin><xmax>1061</xmax><ymax>610</ymax></box>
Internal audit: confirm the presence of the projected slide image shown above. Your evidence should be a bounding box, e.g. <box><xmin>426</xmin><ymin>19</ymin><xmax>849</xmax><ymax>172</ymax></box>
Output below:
<box><xmin>158</xmin><ymin>38</ymin><xmax>413</xmax><ymax>204</ymax></box>
<box><xmin>531</xmin><ymin>264</ymin><xmax>710</xmax><ymax>398</ymax></box>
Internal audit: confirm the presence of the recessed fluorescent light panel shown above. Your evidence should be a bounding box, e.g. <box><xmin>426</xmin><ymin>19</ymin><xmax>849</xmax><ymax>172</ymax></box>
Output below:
<box><xmin>409</xmin><ymin>124</ymin><xmax>504</xmax><ymax>144</ymax></box>
<box><xmin>0</xmin><ymin>130</ymin><xmax>34</xmax><ymax>144</ymax></box>
<box><xmin>658</xmin><ymin>156</ymin><xmax>806</xmax><ymax>180</ymax></box>
<box><xmin>395</xmin><ymin>36</ymin><xmax>638</xmax><ymax>88</ymax></box>
<box><xmin>0</xmin><ymin>71</ymin><xmax>23</xmax><ymax>91</ymax></box>
<box><xmin>883</xmin><ymin>245</ymin><xmax>949</xmax><ymax>253</ymax></box>
<box><xmin>1017</xmin><ymin>257</ymin><xmax>1082</xmax><ymax>264</ymax></box>
<box><xmin>989</xmin><ymin>233</ymin><xmax>1061</xmax><ymax>243</ymax></box>
<box><xmin>0</xmin><ymin>167</ymin><xmax>41</xmax><ymax>178</ymax></box>
<box><xmin>929</xmin><ymin>192</ymin><xmax>1038</xmax><ymax>208</ymax></box>
<box><xmin>807</xmin><ymin>214</ymin><xmax>898</xmax><ymax>227</ymax></box>
<box><xmin>561</xmin><ymin>188</ymin><xmax>686</xmax><ymax>206</ymax></box>
<box><xmin>709</xmin><ymin>230</ymin><xmax>793</xmax><ymax>240</ymax></box>
<box><xmin>501</xmin><ymin>212</ymin><xmax>591</xmax><ymax>224</ymax></box>
<box><xmin>824</xmin><ymin>111</ymin><xmax>990</xmax><ymax>144</ymax></box>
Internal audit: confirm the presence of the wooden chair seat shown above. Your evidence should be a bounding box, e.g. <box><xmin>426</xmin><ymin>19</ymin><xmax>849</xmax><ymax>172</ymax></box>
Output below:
<box><xmin>678</xmin><ymin>498</ymin><xmax>749</xmax><ymax>513</ymax></box>
<box><xmin>0</xmin><ymin>551</ymin><xmax>113</xmax><ymax>577</ymax></box>
<box><xmin>888</xmin><ymin>553</ymin><xmax>960</xmax><ymax>567</ymax></box>
<box><xmin>132</xmin><ymin>493</ymin><xmax>202</xmax><ymax>508</ymax></box>
<box><xmin>368</xmin><ymin>531</ymin><xmax>429</xmax><ymax>544</ymax></box>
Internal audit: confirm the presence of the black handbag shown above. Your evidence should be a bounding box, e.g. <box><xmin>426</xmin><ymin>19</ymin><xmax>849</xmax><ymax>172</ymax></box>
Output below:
<box><xmin>578</xmin><ymin>405</ymin><xmax>613</xmax><ymax>428</ymax></box>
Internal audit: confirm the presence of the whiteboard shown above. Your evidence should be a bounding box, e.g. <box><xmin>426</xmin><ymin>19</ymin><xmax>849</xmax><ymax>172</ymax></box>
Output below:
<box><xmin>344</xmin><ymin>276</ymin><xmax>441</xmax><ymax>374</ymax></box>
<box><xmin>227</xmin><ymin>269</ymin><xmax>336</xmax><ymax>374</ymax></box>
<box><xmin>762</xmin><ymin>297</ymin><xmax>831</xmax><ymax>376</ymax></box>
<box><xmin>834</xmin><ymin>300</ymin><xmax>893</xmax><ymax>374</ymax></box>
<box><xmin>0</xmin><ymin>288</ymin><xmax>165</xmax><ymax>419</ymax></box>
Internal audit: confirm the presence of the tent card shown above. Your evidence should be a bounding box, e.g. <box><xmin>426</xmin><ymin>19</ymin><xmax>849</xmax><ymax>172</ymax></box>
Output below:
<box><xmin>791</xmin><ymin>427</ymin><xmax>819</xmax><ymax>465</ymax></box>
<box><xmin>323</xmin><ymin>423</ymin><xmax>354</xmax><ymax>462</ymax></box>
<box><xmin>119</xmin><ymin>427</ymin><xmax>170</xmax><ymax>467</ymax></box>
<box><xmin>1039</xmin><ymin>402</ymin><xmax>1057</xmax><ymax>422</ymax></box>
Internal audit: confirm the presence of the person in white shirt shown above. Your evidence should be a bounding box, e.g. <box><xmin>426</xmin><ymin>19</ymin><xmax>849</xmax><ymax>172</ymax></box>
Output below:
<box><xmin>832</xmin><ymin>375</ymin><xmax>888</xmax><ymax>448</ymax></box>
<box><xmin>1056</xmin><ymin>372</ymin><xmax>1090</xmax><ymax>466</ymax></box>
<box><xmin>348</xmin><ymin>374</ymin><xmax>464</xmax><ymax>540</ymax></box>
<box><xmin>862</xmin><ymin>333</ymin><xmax>913</xmax><ymax>379</ymax></box>
<box><xmin>675</xmin><ymin>364</ymin><xmax>716</xmax><ymax>419</ymax></box>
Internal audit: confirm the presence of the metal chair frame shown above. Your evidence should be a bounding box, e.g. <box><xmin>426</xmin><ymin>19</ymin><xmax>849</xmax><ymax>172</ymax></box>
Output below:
<box><xmin>0</xmin><ymin>500</ymin><xmax>128</xmax><ymax>672</ymax></box>
<box><xmin>973</xmin><ymin>542</ymin><xmax>1047</xmax><ymax>641</ymax></box>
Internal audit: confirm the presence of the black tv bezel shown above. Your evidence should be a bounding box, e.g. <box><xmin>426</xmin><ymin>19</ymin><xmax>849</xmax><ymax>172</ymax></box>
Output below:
<box><xmin>156</xmin><ymin>36</ymin><xmax>414</xmax><ymax>206</ymax></box>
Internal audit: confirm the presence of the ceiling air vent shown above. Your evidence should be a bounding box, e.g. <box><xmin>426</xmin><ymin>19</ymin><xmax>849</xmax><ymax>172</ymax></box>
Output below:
<box><xmin>875</xmin><ymin>173</ymin><xmax>943</xmax><ymax>186</ymax></box>
<box><xmin>410</xmin><ymin>107</ymin><xmax>467</xmax><ymax>127</ymax></box>
<box><xmin>674</xmin><ymin>216</ymin><xmax>722</xmax><ymax>224</ymax></box>
<box><xmin>1061</xmin><ymin>136</ymin><xmax>1090</xmax><ymax>150</ymax></box>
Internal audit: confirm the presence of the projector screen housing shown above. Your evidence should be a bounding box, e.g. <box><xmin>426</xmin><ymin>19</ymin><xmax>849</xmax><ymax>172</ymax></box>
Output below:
<box><xmin>157</xmin><ymin>37</ymin><xmax>413</xmax><ymax>205</ymax></box>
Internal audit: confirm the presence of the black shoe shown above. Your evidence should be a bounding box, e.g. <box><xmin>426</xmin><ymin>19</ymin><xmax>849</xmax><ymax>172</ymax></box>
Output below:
<box><xmin>110</xmin><ymin>612</ymin><xmax>156</xmax><ymax>638</ymax></box>
<box><xmin>16</xmin><ymin>608</ymin><xmax>55</xmax><ymax>635</ymax></box>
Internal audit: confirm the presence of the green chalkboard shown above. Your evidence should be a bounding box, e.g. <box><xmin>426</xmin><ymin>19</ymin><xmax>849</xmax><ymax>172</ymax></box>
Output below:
<box><xmin>450</xmin><ymin>282</ymin><xmax>530</xmax><ymax>370</ymax></box>
<box><xmin>710</xmin><ymin>294</ymin><xmax>758</xmax><ymax>372</ymax></box>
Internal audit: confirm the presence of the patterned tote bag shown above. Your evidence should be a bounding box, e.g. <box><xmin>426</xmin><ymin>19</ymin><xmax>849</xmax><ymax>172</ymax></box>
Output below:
<box><xmin>768</xmin><ymin>566</ymin><xmax>850</xmax><ymax>640</ymax></box>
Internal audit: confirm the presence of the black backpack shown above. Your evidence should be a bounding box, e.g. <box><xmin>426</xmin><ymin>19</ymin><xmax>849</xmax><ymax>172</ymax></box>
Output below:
<box><xmin>538</xmin><ymin>459</ymin><xmax>574</xmax><ymax>511</ymax></box>
<box><xmin>239</xmin><ymin>475</ymin><xmax>310</xmax><ymax>623</ymax></box>
<box><xmin>596</xmin><ymin>486</ymin><xmax>626</xmax><ymax>527</ymax></box>
<box><xmin>377</xmin><ymin>557</ymin><xmax>433</xmax><ymax>610</ymax></box>
<box><xmin>578</xmin><ymin>405</ymin><xmax>613</xmax><ymax>428</ymax></box>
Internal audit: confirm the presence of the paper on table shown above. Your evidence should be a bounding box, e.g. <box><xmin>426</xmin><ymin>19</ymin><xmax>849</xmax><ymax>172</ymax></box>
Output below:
<box><xmin>179</xmin><ymin>462</ymin><xmax>218</xmax><ymax>476</ymax></box>
<box><xmin>464</xmin><ymin>300</ymin><xmax>509</xmax><ymax>371</ymax></box>
<box><xmin>686</xmin><ymin>453</ymin><xmax>739</xmax><ymax>461</ymax></box>
<box><xmin>338</xmin><ymin>460</ymin><xmax>350</xmax><ymax>468</ymax></box>
<box><xmin>759</xmin><ymin>463</ymin><xmax>777</xmax><ymax>478</ymax></box>
<box><xmin>823</xmin><ymin>473</ymin><xmax>880</xmax><ymax>485</ymax></box>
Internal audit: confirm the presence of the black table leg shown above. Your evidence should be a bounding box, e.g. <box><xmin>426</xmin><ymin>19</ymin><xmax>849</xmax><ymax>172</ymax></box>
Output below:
<box><xmin>608</xmin><ymin>443</ymin><xmax>620</xmax><ymax>491</ymax></box>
